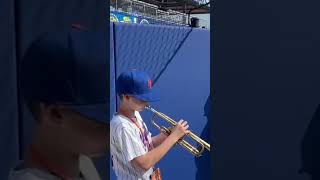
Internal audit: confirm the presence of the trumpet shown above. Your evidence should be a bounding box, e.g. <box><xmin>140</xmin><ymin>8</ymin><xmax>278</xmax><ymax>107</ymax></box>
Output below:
<box><xmin>145</xmin><ymin>105</ymin><xmax>210</xmax><ymax>157</ymax></box>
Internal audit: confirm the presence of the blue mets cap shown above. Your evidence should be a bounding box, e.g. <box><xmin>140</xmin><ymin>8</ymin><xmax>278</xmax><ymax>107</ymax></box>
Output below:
<box><xmin>116</xmin><ymin>70</ymin><xmax>160</xmax><ymax>102</ymax></box>
<box><xmin>20</xmin><ymin>28</ymin><xmax>108</xmax><ymax>124</ymax></box>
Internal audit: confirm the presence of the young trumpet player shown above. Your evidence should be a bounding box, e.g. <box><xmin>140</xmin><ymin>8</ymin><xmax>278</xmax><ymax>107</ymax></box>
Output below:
<box><xmin>110</xmin><ymin>70</ymin><xmax>190</xmax><ymax>180</ymax></box>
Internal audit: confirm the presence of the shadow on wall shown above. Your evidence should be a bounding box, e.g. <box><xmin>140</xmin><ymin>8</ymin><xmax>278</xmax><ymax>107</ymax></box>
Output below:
<box><xmin>195</xmin><ymin>93</ymin><xmax>212</xmax><ymax>180</ymax></box>
<box><xmin>301</xmin><ymin>104</ymin><xmax>320</xmax><ymax>180</ymax></box>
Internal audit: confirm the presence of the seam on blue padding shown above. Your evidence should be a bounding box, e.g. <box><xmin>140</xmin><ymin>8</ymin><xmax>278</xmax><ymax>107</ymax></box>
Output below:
<box><xmin>113</xmin><ymin>22</ymin><xmax>118</xmax><ymax>112</ymax></box>
<box><xmin>153</xmin><ymin>28</ymin><xmax>194</xmax><ymax>84</ymax></box>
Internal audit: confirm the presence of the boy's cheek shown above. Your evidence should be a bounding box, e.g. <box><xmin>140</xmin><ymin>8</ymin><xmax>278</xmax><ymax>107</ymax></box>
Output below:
<box><xmin>72</xmin><ymin>134</ymin><xmax>107</xmax><ymax>155</ymax></box>
<box><xmin>137</xmin><ymin>105</ymin><xmax>145</xmax><ymax>111</ymax></box>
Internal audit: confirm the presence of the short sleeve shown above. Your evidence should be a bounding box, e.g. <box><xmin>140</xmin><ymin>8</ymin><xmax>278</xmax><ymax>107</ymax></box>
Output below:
<box><xmin>117</xmin><ymin>127</ymin><xmax>147</xmax><ymax>161</ymax></box>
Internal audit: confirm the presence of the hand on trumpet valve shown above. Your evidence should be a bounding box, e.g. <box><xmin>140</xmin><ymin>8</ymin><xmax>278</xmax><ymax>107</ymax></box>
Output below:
<box><xmin>171</xmin><ymin>119</ymin><xmax>190</xmax><ymax>140</ymax></box>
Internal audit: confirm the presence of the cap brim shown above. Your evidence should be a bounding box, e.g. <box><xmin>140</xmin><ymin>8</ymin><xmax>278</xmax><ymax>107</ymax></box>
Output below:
<box><xmin>69</xmin><ymin>103</ymin><xmax>109</xmax><ymax>124</ymax></box>
<box><xmin>132</xmin><ymin>89</ymin><xmax>160</xmax><ymax>102</ymax></box>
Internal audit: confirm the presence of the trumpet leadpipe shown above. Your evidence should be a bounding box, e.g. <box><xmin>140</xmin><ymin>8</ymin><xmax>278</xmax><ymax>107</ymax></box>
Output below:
<box><xmin>145</xmin><ymin>105</ymin><xmax>211</xmax><ymax>152</ymax></box>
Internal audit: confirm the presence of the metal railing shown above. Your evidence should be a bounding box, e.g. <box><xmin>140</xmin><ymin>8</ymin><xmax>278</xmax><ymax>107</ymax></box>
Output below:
<box><xmin>110</xmin><ymin>0</ymin><xmax>189</xmax><ymax>25</ymax></box>
<box><xmin>168</xmin><ymin>10</ymin><xmax>188</xmax><ymax>25</ymax></box>
<box><xmin>195</xmin><ymin>0</ymin><xmax>210</xmax><ymax>5</ymax></box>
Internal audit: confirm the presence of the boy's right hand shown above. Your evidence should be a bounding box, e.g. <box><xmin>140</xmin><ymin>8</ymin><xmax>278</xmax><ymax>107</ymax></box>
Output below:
<box><xmin>170</xmin><ymin>119</ymin><xmax>190</xmax><ymax>141</ymax></box>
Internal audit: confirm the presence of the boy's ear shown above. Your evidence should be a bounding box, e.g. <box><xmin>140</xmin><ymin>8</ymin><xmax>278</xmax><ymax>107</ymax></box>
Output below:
<box><xmin>122</xmin><ymin>94</ymin><xmax>130</xmax><ymax>100</ymax></box>
<box><xmin>125</xmin><ymin>95</ymin><xmax>132</xmax><ymax>101</ymax></box>
<box><xmin>40</xmin><ymin>103</ymin><xmax>64</xmax><ymax>125</ymax></box>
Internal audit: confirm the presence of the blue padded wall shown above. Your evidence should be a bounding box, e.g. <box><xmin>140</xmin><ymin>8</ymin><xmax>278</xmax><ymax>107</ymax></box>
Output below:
<box><xmin>113</xmin><ymin>23</ymin><xmax>192</xmax><ymax>82</ymax></box>
<box><xmin>109</xmin><ymin>22</ymin><xmax>118</xmax><ymax>180</ymax></box>
<box><xmin>110</xmin><ymin>22</ymin><xmax>210</xmax><ymax>180</ymax></box>
<box><xmin>110</xmin><ymin>23</ymin><xmax>116</xmax><ymax>119</ymax></box>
